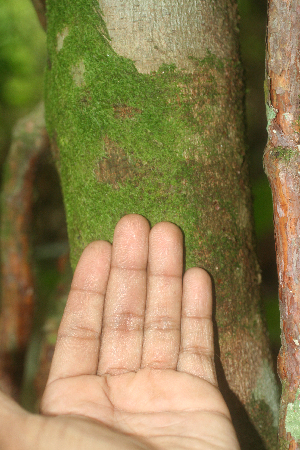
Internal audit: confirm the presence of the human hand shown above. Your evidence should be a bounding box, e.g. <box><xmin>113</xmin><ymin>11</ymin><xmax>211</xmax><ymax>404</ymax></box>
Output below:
<box><xmin>0</xmin><ymin>214</ymin><xmax>240</xmax><ymax>450</ymax></box>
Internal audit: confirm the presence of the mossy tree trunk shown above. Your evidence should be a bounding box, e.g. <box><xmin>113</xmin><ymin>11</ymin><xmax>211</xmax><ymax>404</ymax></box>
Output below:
<box><xmin>45</xmin><ymin>1</ymin><xmax>279</xmax><ymax>448</ymax></box>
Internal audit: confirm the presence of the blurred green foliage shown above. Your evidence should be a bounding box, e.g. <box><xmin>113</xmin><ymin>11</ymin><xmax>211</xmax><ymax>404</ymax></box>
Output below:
<box><xmin>0</xmin><ymin>0</ymin><xmax>46</xmax><ymax>158</ymax></box>
<box><xmin>252</xmin><ymin>176</ymin><xmax>273</xmax><ymax>239</ymax></box>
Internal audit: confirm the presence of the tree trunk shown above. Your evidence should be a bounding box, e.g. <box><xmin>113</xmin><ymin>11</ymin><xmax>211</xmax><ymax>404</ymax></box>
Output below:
<box><xmin>45</xmin><ymin>0</ymin><xmax>279</xmax><ymax>447</ymax></box>
<box><xmin>264</xmin><ymin>0</ymin><xmax>300</xmax><ymax>448</ymax></box>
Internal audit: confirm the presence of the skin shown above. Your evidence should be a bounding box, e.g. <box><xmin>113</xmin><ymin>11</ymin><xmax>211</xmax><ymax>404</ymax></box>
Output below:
<box><xmin>0</xmin><ymin>214</ymin><xmax>240</xmax><ymax>450</ymax></box>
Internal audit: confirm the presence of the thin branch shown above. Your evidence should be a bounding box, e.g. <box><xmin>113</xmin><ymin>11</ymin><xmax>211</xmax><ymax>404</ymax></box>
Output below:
<box><xmin>264</xmin><ymin>0</ymin><xmax>300</xmax><ymax>447</ymax></box>
<box><xmin>31</xmin><ymin>0</ymin><xmax>47</xmax><ymax>31</ymax></box>
<box><xmin>0</xmin><ymin>104</ymin><xmax>48</xmax><ymax>399</ymax></box>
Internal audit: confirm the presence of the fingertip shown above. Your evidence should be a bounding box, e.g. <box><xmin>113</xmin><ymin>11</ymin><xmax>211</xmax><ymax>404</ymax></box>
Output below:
<box><xmin>71</xmin><ymin>240</ymin><xmax>112</xmax><ymax>291</ymax></box>
<box><xmin>82</xmin><ymin>240</ymin><xmax>112</xmax><ymax>259</ymax></box>
<box><xmin>148</xmin><ymin>222</ymin><xmax>183</xmax><ymax>277</ymax></box>
<box><xmin>150</xmin><ymin>221</ymin><xmax>183</xmax><ymax>243</ymax></box>
<box><xmin>184</xmin><ymin>267</ymin><xmax>212</xmax><ymax>289</ymax></box>
<box><xmin>114</xmin><ymin>214</ymin><xmax>150</xmax><ymax>236</ymax></box>
<box><xmin>183</xmin><ymin>267</ymin><xmax>213</xmax><ymax>316</ymax></box>
<box><xmin>112</xmin><ymin>215</ymin><xmax>150</xmax><ymax>268</ymax></box>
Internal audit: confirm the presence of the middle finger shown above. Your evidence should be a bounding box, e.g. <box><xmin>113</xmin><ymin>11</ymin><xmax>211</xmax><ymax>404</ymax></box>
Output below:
<box><xmin>98</xmin><ymin>214</ymin><xmax>149</xmax><ymax>375</ymax></box>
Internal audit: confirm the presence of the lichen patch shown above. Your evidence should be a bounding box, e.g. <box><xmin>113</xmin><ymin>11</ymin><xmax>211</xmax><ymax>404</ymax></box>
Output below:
<box><xmin>253</xmin><ymin>359</ymin><xmax>280</xmax><ymax>427</ymax></box>
<box><xmin>286</xmin><ymin>389</ymin><xmax>300</xmax><ymax>441</ymax></box>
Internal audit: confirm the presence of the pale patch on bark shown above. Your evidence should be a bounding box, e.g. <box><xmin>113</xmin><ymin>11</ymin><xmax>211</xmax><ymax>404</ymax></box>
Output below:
<box><xmin>56</xmin><ymin>27</ymin><xmax>69</xmax><ymax>52</ymax></box>
<box><xmin>99</xmin><ymin>0</ymin><xmax>237</xmax><ymax>73</ymax></box>
<box><xmin>253</xmin><ymin>359</ymin><xmax>280</xmax><ymax>427</ymax></box>
<box><xmin>71</xmin><ymin>60</ymin><xmax>86</xmax><ymax>87</ymax></box>
<box><xmin>237</xmin><ymin>198</ymin><xmax>250</xmax><ymax>230</ymax></box>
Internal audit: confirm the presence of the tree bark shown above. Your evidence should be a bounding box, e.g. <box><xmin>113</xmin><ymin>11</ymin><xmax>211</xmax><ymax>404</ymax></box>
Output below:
<box><xmin>45</xmin><ymin>0</ymin><xmax>279</xmax><ymax>447</ymax></box>
<box><xmin>264</xmin><ymin>1</ymin><xmax>300</xmax><ymax>448</ymax></box>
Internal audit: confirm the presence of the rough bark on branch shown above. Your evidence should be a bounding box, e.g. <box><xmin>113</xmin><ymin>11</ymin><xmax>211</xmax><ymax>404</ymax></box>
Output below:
<box><xmin>264</xmin><ymin>0</ymin><xmax>300</xmax><ymax>447</ymax></box>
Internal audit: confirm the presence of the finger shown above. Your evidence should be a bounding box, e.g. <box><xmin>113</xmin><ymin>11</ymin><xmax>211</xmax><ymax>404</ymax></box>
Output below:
<box><xmin>141</xmin><ymin>222</ymin><xmax>183</xmax><ymax>369</ymax></box>
<box><xmin>47</xmin><ymin>240</ymin><xmax>111</xmax><ymax>384</ymax></box>
<box><xmin>177</xmin><ymin>268</ymin><xmax>217</xmax><ymax>385</ymax></box>
<box><xmin>98</xmin><ymin>214</ymin><xmax>149</xmax><ymax>375</ymax></box>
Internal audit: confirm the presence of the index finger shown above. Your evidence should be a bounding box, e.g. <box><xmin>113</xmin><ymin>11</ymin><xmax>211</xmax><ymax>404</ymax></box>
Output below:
<box><xmin>47</xmin><ymin>240</ymin><xmax>111</xmax><ymax>385</ymax></box>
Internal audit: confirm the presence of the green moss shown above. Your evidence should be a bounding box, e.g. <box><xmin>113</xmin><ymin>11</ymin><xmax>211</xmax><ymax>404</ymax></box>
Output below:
<box><xmin>45</xmin><ymin>0</ymin><xmax>243</xmax><ymax>271</ymax></box>
<box><xmin>157</xmin><ymin>63</ymin><xmax>177</xmax><ymax>74</ymax></box>
<box><xmin>273</xmin><ymin>146</ymin><xmax>296</xmax><ymax>162</ymax></box>
<box><xmin>189</xmin><ymin>50</ymin><xmax>225</xmax><ymax>73</ymax></box>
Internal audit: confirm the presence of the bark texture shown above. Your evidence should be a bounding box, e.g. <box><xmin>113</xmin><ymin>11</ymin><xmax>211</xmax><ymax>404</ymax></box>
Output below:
<box><xmin>264</xmin><ymin>1</ymin><xmax>300</xmax><ymax>448</ymax></box>
<box><xmin>100</xmin><ymin>0</ymin><xmax>237</xmax><ymax>73</ymax></box>
<box><xmin>45</xmin><ymin>0</ymin><xmax>279</xmax><ymax>447</ymax></box>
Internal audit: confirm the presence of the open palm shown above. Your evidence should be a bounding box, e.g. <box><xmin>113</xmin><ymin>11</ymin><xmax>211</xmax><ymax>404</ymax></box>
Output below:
<box><xmin>41</xmin><ymin>215</ymin><xmax>239</xmax><ymax>450</ymax></box>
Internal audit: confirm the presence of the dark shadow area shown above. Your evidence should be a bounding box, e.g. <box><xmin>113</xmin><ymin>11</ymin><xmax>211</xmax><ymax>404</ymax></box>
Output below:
<box><xmin>0</xmin><ymin>350</ymin><xmax>26</xmax><ymax>400</ymax></box>
<box><xmin>210</xmin><ymin>276</ymin><xmax>268</xmax><ymax>450</ymax></box>
<box><xmin>238</xmin><ymin>0</ymin><xmax>281</xmax><ymax>365</ymax></box>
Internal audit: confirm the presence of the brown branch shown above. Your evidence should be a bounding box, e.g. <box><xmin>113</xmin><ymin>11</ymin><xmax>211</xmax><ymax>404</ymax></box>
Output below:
<box><xmin>0</xmin><ymin>104</ymin><xmax>48</xmax><ymax>399</ymax></box>
<box><xmin>31</xmin><ymin>0</ymin><xmax>47</xmax><ymax>31</ymax></box>
<box><xmin>264</xmin><ymin>0</ymin><xmax>300</xmax><ymax>447</ymax></box>
<box><xmin>266</xmin><ymin>0</ymin><xmax>300</xmax><ymax>149</ymax></box>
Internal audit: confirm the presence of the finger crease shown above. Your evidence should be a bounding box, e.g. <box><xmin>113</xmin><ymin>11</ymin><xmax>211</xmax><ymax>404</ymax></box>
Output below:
<box><xmin>70</xmin><ymin>287</ymin><xmax>106</xmax><ymax>296</ymax></box>
<box><xmin>144</xmin><ymin>318</ymin><xmax>180</xmax><ymax>332</ymax></box>
<box><xmin>58</xmin><ymin>326</ymin><xmax>100</xmax><ymax>340</ymax></box>
<box><xmin>181</xmin><ymin>315</ymin><xmax>212</xmax><ymax>321</ymax></box>
<box><xmin>180</xmin><ymin>346</ymin><xmax>214</xmax><ymax>357</ymax></box>
<box><xmin>104</xmin><ymin>312</ymin><xmax>144</xmax><ymax>332</ymax></box>
<box><xmin>148</xmin><ymin>272</ymin><xmax>182</xmax><ymax>280</ymax></box>
<box><xmin>112</xmin><ymin>266</ymin><xmax>146</xmax><ymax>273</ymax></box>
